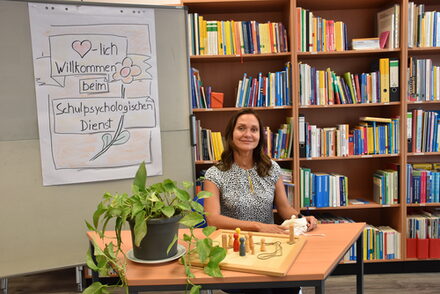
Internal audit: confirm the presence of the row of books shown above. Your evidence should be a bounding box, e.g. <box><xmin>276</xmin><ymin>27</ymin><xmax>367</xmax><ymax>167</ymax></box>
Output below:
<box><xmin>190</xmin><ymin>67</ymin><xmax>209</xmax><ymax>109</ymax></box>
<box><xmin>407</xmin><ymin>211</ymin><xmax>440</xmax><ymax>239</ymax></box>
<box><xmin>406</xmin><ymin>163</ymin><xmax>440</xmax><ymax>204</ymax></box>
<box><xmin>194</xmin><ymin>120</ymin><xmax>224</xmax><ymax>161</ymax></box>
<box><xmin>299</xmin><ymin>58</ymin><xmax>399</xmax><ymax>105</ymax></box>
<box><xmin>187</xmin><ymin>13</ymin><xmax>288</xmax><ymax>56</ymax></box>
<box><xmin>377</xmin><ymin>4</ymin><xmax>400</xmax><ymax>49</ymax></box>
<box><xmin>295</xmin><ymin>7</ymin><xmax>348</xmax><ymax>52</ymax></box>
<box><xmin>235</xmin><ymin>63</ymin><xmax>291</xmax><ymax>107</ymax></box>
<box><xmin>373</xmin><ymin>169</ymin><xmax>399</xmax><ymax>205</ymax></box>
<box><xmin>408</xmin><ymin>3</ymin><xmax>440</xmax><ymax>48</ymax></box>
<box><xmin>315</xmin><ymin>215</ymin><xmax>401</xmax><ymax>261</ymax></box>
<box><xmin>299</xmin><ymin>116</ymin><xmax>400</xmax><ymax>158</ymax></box>
<box><xmin>407</xmin><ymin>110</ymin><xmax>440</xmax><ymax>153</ymax></box>
<box><xmin>299</xmin><ymin>168</ymin><xmax>348</xmax><ymax>208</ymax></box>
<box><xmin>264</xmin><ymin>118</ymin><xmax>293</xmax><ymax>159</ymax></box>
<box><xmin>407</xmin><ymin>58</ymin><xmax>440</xmax><ymax>102</ymax></box>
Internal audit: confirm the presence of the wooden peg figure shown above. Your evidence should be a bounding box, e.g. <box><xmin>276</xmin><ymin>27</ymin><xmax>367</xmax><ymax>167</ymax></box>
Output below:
<box><xmin>248</xmin><ymin>232</ymin><xmax>255</xmax><ymax>254</ymax></box>
<box><xmin>228</xmin><ymin>233</ymin><xmax>233</xmax><ymax>248</ymax></box>
<box><xmin>222</xmin><ymin>234</ymin><xmax>228</xmax><ymax>249</ymax></box>
<box><xmin>288</xmin><ymin>224</ymin><xmax>295</xmax><ymax>244</ymax></box>
<box><xmin>245</xmin><ymin>234</ymin><xmax>250</xmax><ymax>253</ymax></box>
<box><xmin>239</xmin><ymin>237</ymin><xmax>246</xmax><ymax>256</ymax></box>
<box><xmin>235</xmin><ymin>227</ymin><xmax>241</xmax><ymax>237</ymax></box>
<box><xmin>233</xmin><ymin>233</ymin><xmax>239</xmax><ymax>252</ymax></box>
<box><xmin>260</xmin><ymin>238</ymin><xmax>266</xmax><ymax>252</ymax></box>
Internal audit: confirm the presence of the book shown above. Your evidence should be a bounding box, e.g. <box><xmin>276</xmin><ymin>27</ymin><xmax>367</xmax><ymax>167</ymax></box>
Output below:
<box><xmin>352</xmin><ymin>37</ymin><xmax>380</xmax><ymax>50</ymax></box>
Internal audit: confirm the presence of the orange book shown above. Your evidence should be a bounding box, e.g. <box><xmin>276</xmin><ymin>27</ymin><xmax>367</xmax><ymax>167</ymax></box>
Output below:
<box><xmin>268</xmin><ymin>22</ymin><xmax>274</xmax><ymax>53</ymax></box>
<box><xmin>211</xmin><ymin>92</ymin><xmax>224</xmax><ymax>108</ymax></box>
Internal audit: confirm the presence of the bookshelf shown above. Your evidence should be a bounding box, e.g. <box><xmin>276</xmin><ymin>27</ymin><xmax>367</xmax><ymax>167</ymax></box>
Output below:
<box><xmin>183</xmin><ymin>0</ymin><xmax>440</xmax><ymax>263</ymax></box>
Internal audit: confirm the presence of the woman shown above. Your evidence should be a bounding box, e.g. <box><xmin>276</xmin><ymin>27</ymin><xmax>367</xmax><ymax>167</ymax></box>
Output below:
<box><xmin>204</xmin><ymin>108</ymin><xmax>317</xmax><ymax>234</ymax></box>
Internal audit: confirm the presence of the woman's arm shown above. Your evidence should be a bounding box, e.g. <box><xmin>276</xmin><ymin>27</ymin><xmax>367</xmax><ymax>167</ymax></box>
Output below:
<box><xmin>273</xmin><ymin>178</ymin><xmax>318</xmax><ymax>231</ymax></box>
<box><xmin>203</xmin><ymin>180</ymin><xmax>287</xmax><ymax>234</ymax></box>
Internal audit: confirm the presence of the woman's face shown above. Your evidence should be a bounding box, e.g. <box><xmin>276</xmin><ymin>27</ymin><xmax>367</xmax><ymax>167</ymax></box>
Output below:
<box><xmin>232</xmin><ymin>114</ymin><xmax>260</xmax><ymax>152</ymax></box>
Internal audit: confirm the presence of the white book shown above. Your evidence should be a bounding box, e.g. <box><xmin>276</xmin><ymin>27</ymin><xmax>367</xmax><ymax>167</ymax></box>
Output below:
<box><xmin>377</xmin><ymin>6</ymin><xmax>395</xmax><ymax>49</ymax></box>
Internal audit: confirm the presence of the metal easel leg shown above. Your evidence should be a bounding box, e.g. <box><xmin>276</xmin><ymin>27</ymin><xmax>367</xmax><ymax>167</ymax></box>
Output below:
<box><xmin>0</xmin><ymin>278</ymin><xmax>8</xmax><ymax>294</ymax></box>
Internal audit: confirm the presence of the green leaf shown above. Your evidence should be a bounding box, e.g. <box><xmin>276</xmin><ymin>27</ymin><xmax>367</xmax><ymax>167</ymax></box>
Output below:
<box><xmin>196</xmin><ymin>191</ymin><xmax>212</xmax><ymax>199</ymax></box>
<box><xmin>82</xmin><ymin>281</ymin><xmax>107</xmax><ymax>294</ymax></box>
<box><xmin>189</xmin><ymin>285</ymin><xmax>201</xmax><ymax>294</ymax></box>
<box><xmin>175</xmin><ymin>188</ymin><xmax>190</xmax><ymax>202</ymax></box>
<box><xmin>161</xmin><ymin>206</ymin><xmax>175</xmax><ymax>218</ymax></box>
<box><xmin>162</xmin><ymin>179</ymin><xmax>177</xmax><ymax>191</ymax></box>
<box><xmin>85</xmin><ymin>249</ymin><xmax>99</xmax><ymax>271</ymax></box>
<box><xmin>133</xmin><ymin>161</ymin><xmax>147</xmax><ymax>192</ymax></box>
<box><xmin>133</xmin><ymin>211</ymin><xmax>147</xmax><ymax>247</ymax></box>
<box><xmin>183</xmin><ymin>233</ymin><xmax>192</xmax><ymax>242</ymax></box>
<box><xmin>176</xmin><ymin>202</ymin><xmax>192</xmax><ymax>212</ymax></box>
<box><xmin>182</xmin><ymin>181</ymin><xmax>193</xmax><ymax>190</ymax></box>
<box><xmin>181</xmin><ymin>255</ymin><xmax>195</xmax><ymax>278</ymax></box>
<box><xmin>202</xmin><ymin>226</ymin><xmax>217</xmax><ymax>237</ymax></box>
<box><xmin>92</xmin><ymin>202</ymin><xmax>106</xmax><ymax>228</ymax></box>
<box><xmin>196</xmin><ymin>239</ymin><xmax>210</xmax><ymax>263</ymax></box>
<box><xmin>85</xmin><ymin>220</ymin><xmax>96</xmax><ymax>232</ymax></box>
<box><xmin>166</xmin><ymin>234</ymin><xmax>178</xmax><ymax>254</ymax></box>
<box><xmin>101</xmin><ymin>133</ymin><xmax>112</xmax><ymax>149</ymax></box>
<box><xmin>206</xmin><ymin>246</ymin><xmax>226</xmax><ymax>277</ymax></box>
<box><xmin>179</xmin><ymin>212</ymin><xmax>204</xmax><ymax>227</ymax></box>
<box><xmin>204</xmin><ymin>264</ymin><xmax>223</xmax><ymax>278</ymax></box>
<box><xmin>190</xmin><ymin>201</ymin><xmax>204</xmax><ymax>214</ymax></box>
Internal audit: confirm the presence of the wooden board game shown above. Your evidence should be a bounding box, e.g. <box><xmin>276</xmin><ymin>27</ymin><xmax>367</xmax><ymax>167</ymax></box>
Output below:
<box><xmin>190</xmin><ymin>229</ymin><xmax>306</xmax><ymax>277</ymax></box>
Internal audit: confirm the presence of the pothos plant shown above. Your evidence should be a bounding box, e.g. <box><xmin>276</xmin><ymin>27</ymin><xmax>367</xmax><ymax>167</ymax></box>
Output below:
<box><xmin>84</xmin><ymin>162</ymin><xmax>226</xmax><ymax>294</ymax></box>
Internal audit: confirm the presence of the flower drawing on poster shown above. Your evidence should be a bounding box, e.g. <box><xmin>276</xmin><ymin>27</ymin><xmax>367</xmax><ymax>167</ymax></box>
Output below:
<box><xmin>28</xmin><ymin>3</ymin><xmax>162</xmax><ymax>185</ymax></box>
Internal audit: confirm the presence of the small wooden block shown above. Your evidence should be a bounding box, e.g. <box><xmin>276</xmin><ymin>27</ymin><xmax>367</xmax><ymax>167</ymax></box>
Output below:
<box><xmin>288</xmin><ymin>225</ymin><xmax>295</xmax><ymax>245</ymax></box>
<box><xmin>222</xmin><ymin>234</ymin><xmax>228</xmax><ymax>249</ymax></box>
<box><xmin>260</xmin><ymin>238</ymin><xmax>266</xmax><ymax>252</ymax></box>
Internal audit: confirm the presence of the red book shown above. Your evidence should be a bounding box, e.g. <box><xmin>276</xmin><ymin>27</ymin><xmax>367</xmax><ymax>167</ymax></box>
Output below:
<box><xmin>211</xmin><ymin>92</ymin><xmax>224</xmax><ymax>108</ymax></box>
<box><xmin>348</xmin><ymin>133</ymin><xmax>354</xmax><ymax>155</ymax></box>
<box><xmin>354</xmin><ymin>74</ymin><xmax>362</xmax><ymax>103</ymax></box>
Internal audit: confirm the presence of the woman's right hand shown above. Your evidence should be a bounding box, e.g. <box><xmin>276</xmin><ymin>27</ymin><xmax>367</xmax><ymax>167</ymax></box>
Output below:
<box><xmin>255</xmin><ymin>222</ymin><xmax>287</xmax><ymax>234</ymax></box>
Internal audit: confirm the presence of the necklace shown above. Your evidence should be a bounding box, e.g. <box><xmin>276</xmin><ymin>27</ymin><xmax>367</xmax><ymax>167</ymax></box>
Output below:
<box><xmin>246</xmin><ymin>170</ymin><xmax>255</xmax><ymax>194</ymax></box>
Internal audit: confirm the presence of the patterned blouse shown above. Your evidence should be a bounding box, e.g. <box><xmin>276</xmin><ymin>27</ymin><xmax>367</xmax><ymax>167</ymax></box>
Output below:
<box><xmin>205</xmin><ymin>160</ymin><xmax>281</xmax><ymax>224</ymax></box>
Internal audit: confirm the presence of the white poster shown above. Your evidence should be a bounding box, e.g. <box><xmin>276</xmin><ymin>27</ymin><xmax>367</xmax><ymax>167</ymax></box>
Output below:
<box><xmin>28</xmin><ymin>3</ymin><xmax>162</xmax><ymax>186</ymax></box>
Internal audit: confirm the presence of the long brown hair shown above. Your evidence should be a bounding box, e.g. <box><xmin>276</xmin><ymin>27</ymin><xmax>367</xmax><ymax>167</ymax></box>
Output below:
<box><xmin>216</xmin><ymin>109</ymin><xmax>272</xmax><ymax>177</ymax></box>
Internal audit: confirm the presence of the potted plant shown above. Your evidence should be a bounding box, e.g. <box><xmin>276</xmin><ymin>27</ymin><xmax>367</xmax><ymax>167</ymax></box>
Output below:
<box><xmin>84</xmin><ymin>162</ymin><xmax>226</xmax><ymax>294</ymax></box>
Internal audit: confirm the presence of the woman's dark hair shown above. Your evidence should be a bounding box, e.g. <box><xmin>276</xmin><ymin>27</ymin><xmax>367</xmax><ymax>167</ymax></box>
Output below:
<box><xmin>216</xmin><ymin>108</ymin><xmax>272</xmax><ymax>177</ymax></box>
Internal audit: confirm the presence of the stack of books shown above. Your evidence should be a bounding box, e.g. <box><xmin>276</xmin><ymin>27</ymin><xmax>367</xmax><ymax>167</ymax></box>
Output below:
<box><xmin>408</xmin><ymin>2</ymin><xmax>440</xmax><ymax>48</ymax></box>
<box><xmin>406</xmin><ymin>163</ymin><xmax>440</xmax><ymax>204</ymax></box>
<box><xmin>407</xmin><ymin>110</ymin><xmax>440</xmax><ymax>153</ymax></box>
<box><xmin>407</xmin><ymin>58</ymin><xmax>440</xmax><ymax>102</ymax></box>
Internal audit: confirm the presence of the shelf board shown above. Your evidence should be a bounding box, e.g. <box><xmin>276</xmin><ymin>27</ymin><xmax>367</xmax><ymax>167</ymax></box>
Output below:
<box><xmin>297</xmin><ymin>48</ymin><xmax>400</xmax><ymax>59</ymax></box>
<box><xmin>408</xmin><ymin>46</ymin><xmax>440</xmax><ymax>55</ymax></box>
<box><xmin>407</xmin><ymin>152</ymin><xmax>440</xmax><ymax>157</ymax></box>
<box><xmin>196</xmin><ymin>158</ymin><xmax>293</xmax><ymax>165</ymax></box>
<box><xmin>300</xmin><ymin>102</ymin><xmax>400</xmax><ymax>109</ymax></box>
<box><xmin>340</xmin><ymin>258</ymin><xmax>403</xmax><ymax>264</ymax></box>
<box><xmin>190</xmin><ymin>52</ymin><xmax>291</xmax><ymax>62</ymax></box>
<box><xmin>183</xmin><ymin>0</ymin><xmax>289</xmax><ymax>13</ymax></box>
<box><xmin>300</xmin><ymin>154</ymin><xmax>399</xmax><ymax>161</ymax></box>
<box><xmin>301</xmin><ymin>203</ymin><xmax>399</xmax><ymax>211</ymax></box>
<box><xmin>407</xmin><ymin>100</ymin><xmax>440</xmax><ymax>105</ymax></box>
<box><xmin>193</xmin><ymin>106</ymin><xmax>292</xmax><ymax>112</ymax></box>
<box><xmin>297</xmin><ymin>0</ymin><xmax>394</xmax><ymax>10</ymax></box>
<box><xmin>406</xmin><ymin>203</ymin><xmax>440</xmax><ymax>208</ymax></box>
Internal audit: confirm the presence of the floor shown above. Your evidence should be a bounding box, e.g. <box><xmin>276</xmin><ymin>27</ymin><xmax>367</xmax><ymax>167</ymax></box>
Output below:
<box><xmin>3</xmin><ymin>268</ymin><xmax>440</xmax><ymax>293</ymax></box>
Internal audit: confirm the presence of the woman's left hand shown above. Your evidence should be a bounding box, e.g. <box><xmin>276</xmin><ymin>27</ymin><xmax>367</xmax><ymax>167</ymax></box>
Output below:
<box><xmin>305</xmin><ymin>216</ymin><xmax>318</xmax><ymax>231</ymax></box>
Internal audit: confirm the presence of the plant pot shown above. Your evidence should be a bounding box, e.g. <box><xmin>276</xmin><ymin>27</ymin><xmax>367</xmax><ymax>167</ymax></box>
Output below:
<box><xmin>129</xmin><ymin>214</ymin><xmax>182</xmax><ymax>260</ymax></box>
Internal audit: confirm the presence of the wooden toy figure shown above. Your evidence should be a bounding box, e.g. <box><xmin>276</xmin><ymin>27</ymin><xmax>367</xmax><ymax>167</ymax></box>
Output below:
<box><xmin>222</xmin><ymin>234</ymin><xmax>228</xmax><ymax>249</ymax></box>
<box><xmin>245</xmin><ymin>234</ymin><xmax>250</xmax><ymax>253</ymax></box>
<box><xmin>239</xmin><ymin>237</ymin><xmax>246</xmax><ymax>256</ymax></box>
<box><xmin>233</xmin><ymin>232</ymin><xmax>239</xmax><ymax>252</ymax></box>
<box><xmin>260</xmin><ymin>238</ymin><xmax>266</xmax><ymax>252</ymax></box>
<box><xmin>228</xmin><ymin>233</ymin><xmax>233</xmax><ymax>248</ymax></box>
<box><xmin>288</xmin><ymin>224</ymin><xmax>295</xmax><ymax>244</ymax></box>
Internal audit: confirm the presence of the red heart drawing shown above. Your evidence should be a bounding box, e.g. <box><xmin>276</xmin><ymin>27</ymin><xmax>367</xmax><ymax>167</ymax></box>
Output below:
<box><xmin>72</xmin><ymin>40</ymin><xmax>92</xmax><ymax>58</ymax></box>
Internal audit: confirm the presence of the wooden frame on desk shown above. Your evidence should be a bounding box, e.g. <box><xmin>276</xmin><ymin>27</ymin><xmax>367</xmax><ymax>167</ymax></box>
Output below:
<box><xmin>87</xmin><ymin>223</ymin><xmax>365</xmax><ymax>294</ymax></box>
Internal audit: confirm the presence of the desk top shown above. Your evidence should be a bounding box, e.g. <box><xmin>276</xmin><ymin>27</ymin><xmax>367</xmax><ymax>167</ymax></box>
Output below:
<box><xmin>87</xmin><ymin>222</ymin><xmax>365</xmax><ymax>286</ymax></box>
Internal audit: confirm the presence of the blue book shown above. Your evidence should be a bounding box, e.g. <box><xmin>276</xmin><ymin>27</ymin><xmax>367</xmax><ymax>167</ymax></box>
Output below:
<box><xmin>314</xmin><ymin>173</ymin><xmax>330</xmax><ymax>207</ymax></box>
<box><xmin>407</xmin><ymin>164</ymin><xmax>413</xmax><ymax>204</ymax></box>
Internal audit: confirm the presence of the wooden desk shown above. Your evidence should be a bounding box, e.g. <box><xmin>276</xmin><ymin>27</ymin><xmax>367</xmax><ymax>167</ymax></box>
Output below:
<box><xmin>88</xmin><ymin>223</ymin><xmax>365</xmax><ymax>294</ymax></box>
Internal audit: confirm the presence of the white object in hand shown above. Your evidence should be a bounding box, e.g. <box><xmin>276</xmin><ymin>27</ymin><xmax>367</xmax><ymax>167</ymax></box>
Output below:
<box><xmin>281</xmin><ymin>215</ymin><xmax>308</xmax><ymax>236</ymax></box>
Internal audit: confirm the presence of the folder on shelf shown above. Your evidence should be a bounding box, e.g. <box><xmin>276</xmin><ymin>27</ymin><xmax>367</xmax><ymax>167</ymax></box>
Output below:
<box><xmin>389</xmin><ymin>59</ymin><xmax>399</xmax><ymax>102</ymax></box>
<box><xmin>379</xmin><ymin>58</ymin><xmax>390</xmax><ymax>102</ymax></box>
<box><xmin>299</xmin><ymin>115</ymin><xmax>306</xmax><ymax>158</ymax></box>
<box><xmin>416</xmin><ymin>238</ymin><xmax>429</xmax><ymax>259</ymax></box>
<box><xmin>429</xmin><ymin>238</ymin><xmax>440</xmax><ymax>258</ymax></box>
<box><xmin>406</xmin><ymin>238</ymin><xmax>417</xmax><ymax>258</ymax></box>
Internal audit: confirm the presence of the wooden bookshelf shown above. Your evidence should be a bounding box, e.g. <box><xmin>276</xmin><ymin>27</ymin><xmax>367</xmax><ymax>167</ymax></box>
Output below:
<box><xmin>183</xmin><ymin>0</ymin><xmax>440</xmax><ymax>263</ymax></box>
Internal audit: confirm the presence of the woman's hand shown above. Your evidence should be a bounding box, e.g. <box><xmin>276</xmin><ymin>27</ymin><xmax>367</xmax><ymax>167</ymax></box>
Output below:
<box><xmin>305</xmin><ymin>216</ymin><xmax>318</xmax><ymax>231</ymax></box>
<box><xmin>255</xmin><ymin>222</ymin><xmax>288</xmax><ymax>234</ymax></box>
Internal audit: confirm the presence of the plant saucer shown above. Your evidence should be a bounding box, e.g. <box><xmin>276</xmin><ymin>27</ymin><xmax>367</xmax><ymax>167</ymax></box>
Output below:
<box><xmin>126</xmin><ymin>244</ymin><xmax>186</xmax><ymax>264</ymax></box>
